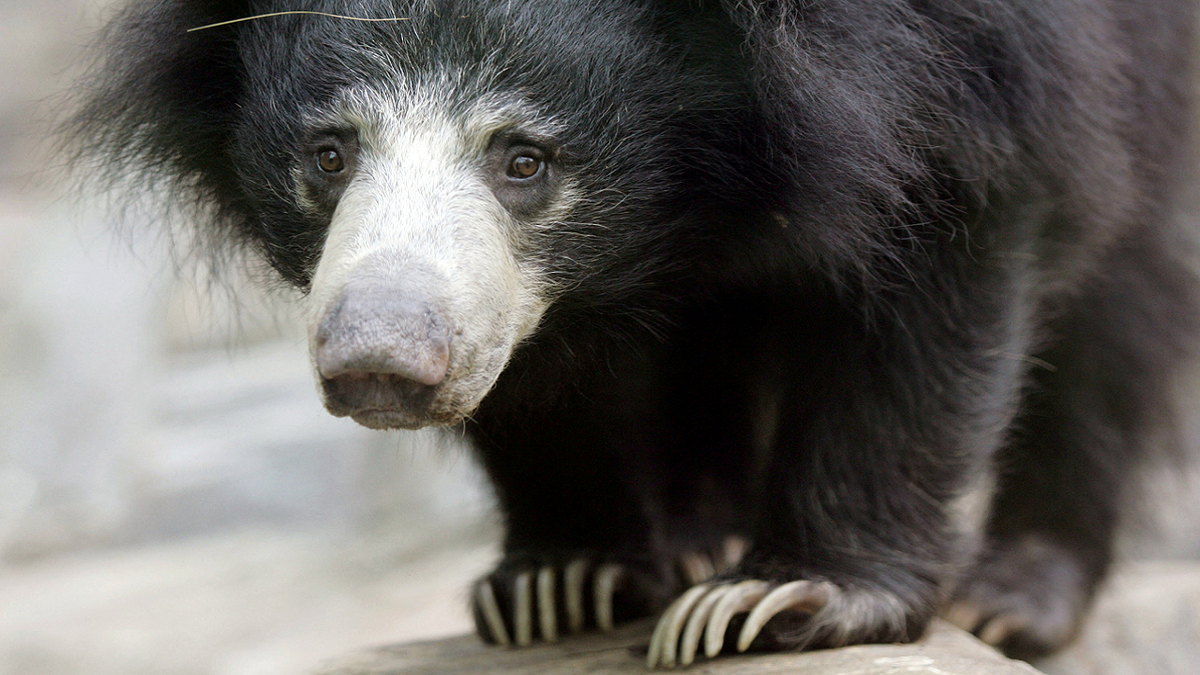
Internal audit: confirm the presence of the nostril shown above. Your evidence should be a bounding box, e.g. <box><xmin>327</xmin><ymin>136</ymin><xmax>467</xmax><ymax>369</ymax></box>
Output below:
<box><xmin>319</xmin><ymin>347</ymin><xmax>449</xmax><ymax>387</ymax></box>
<box><xmin>331</xmin><ymin>371</ymin><xmax>426</xmax><ymax>387</ymax></box>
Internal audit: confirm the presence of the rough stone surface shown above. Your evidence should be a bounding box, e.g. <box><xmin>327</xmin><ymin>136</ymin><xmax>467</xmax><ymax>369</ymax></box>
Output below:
<box><xmin>312</xmin><ymin>620</ymin><xmax>1043</xmax><ymax>675</ymax></box>
<box><xmin>1036</xmin><ymin>562</ymin><xmax>1200</xmax><ymax>675</ymax></box>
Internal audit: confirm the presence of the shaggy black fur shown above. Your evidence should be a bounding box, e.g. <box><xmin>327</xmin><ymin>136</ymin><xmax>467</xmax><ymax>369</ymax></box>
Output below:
<box><xmin>67</xmin><ymin>0</ymin><xmax>1198</xmax><ymax>661</ymax></box>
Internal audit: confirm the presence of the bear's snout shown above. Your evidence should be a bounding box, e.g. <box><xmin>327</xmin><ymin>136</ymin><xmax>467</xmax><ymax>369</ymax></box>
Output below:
<box><xmin>313</xmin><ymin>260</ymin><xmax>452</xmax><ymax>428</ymax></box>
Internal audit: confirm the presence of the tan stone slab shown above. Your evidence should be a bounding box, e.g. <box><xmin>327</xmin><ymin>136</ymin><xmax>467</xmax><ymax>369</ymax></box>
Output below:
<box><xmin>314</xmin><ymin>619</ymin><xmax>1044</xmax><ymax>675</ymax></box>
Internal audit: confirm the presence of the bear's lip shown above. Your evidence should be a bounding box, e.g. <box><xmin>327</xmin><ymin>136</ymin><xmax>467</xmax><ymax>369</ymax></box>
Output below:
<box><xmin>319</xmin><ymin>373</ymin><xmax>468</xmax><ymax>429</ymax></box>
<box><xmin>346</xmin><ymin>408</ymin><xmax>462</xmax><ymax>430</ymax></box>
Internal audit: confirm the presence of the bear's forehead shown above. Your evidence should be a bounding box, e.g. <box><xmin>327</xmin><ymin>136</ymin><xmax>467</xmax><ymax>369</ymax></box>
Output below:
<box><xmin>232</xmin><ymin>0</ymin><xmax>669</xmax><ymax>110</ymax></box>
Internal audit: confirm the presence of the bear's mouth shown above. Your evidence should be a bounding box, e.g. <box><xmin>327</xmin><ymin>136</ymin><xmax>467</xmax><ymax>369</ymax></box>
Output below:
<box><xmin>320</xmin><ymin>373</ymin><xmax>463</xmax><ymax>429</ymax></box>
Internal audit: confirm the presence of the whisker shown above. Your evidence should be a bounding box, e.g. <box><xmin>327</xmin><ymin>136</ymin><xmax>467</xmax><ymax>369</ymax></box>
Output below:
<box><xmin>188</xmin><ymin>11</ymin><xmax>410</xmax><ymax>33</ymax></box>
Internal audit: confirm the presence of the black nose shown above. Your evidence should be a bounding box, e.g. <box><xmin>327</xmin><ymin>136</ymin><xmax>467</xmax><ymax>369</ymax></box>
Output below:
<box><xmin>313</xmin><ymin>261</ymin><xmax>452</xmax><ymax>426</ymax></box>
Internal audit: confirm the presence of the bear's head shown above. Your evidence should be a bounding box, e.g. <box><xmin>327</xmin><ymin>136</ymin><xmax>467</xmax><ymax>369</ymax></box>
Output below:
<box><xmin>69</xmin><ymin>0</ymin><xmax>757</xmax><ymax>428</ymax></box>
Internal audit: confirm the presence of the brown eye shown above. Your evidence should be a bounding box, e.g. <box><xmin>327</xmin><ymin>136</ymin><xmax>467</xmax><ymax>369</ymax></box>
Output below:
<box><xmin>508</xmin><ymin>155</ymin><xmax>541</xmax><ymax>179</ymax></box>
<box><xmin>317</xmin><ymin>149</ymin><xmax>344</xmax><ymax>173</ymax></box>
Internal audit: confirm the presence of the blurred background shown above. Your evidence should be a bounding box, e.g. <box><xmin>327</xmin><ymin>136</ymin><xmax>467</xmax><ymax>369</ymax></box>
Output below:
<box><xmin>4</xmin><ymin>3</ymin><xmax>1200</xmax><ymax>675</ymax></box>
<box><xmin>0</xmin><ymin>2</ymin><xmax>500</xmax><ymax>674</ymax></box>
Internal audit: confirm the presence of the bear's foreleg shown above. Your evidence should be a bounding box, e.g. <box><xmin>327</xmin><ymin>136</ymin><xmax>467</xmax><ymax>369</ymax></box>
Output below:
<box><xmin>947</xmin><ymin>233</ymin><xmax>1200</xmax><ymax>657</ymax></box>
<box><xmin>648</xmin><ymin>277</ymin><xmax>1030</xmax><ymax>666</ymax></box>
<box><xmin>465</xmin><ymin>374</ymin><xmax>686</xmax><ymax>647</ymax></box>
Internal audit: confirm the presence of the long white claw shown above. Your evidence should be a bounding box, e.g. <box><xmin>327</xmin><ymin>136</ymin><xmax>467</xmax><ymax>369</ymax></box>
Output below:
<box><xmin>647</xmin><ymin>584</ymin><xmax>712</xmax><ymax>668</ymax></box>
<box><xmin>535</xmin><ymin>562</ymin><xmax>556</xmax><ymax>638</ymax></box>
<box><xmin>679</xmin><ymin>552</ymin><xmax>716</xmax><ymax>586</ymax></box>
<box><xmin>647</xmin><ymin>605</ymin><xmax>671</xmax><ymax>668</ymax></box>
<box><xmin>593</xmin><ymin>564</ymin><xmax>624</xmax><ymax>632</ymax></box>
<box><xmin>564</xmin><ymin>559</ymin><xmax>589</xmax><ymax>634</ymax></box>
<box><xmin>475</xmin><ymin>580</ymin><xmax>511</xmax><ymax>647</ymax></box>
<box><xmin>943</xmin><ymin>602</ymin><xmax>984</xmax><ymax>633</ymax></box>
<box><xmin>979</xmin><ymin>614</ymin><xmax>1025</xmax><ymax>647</ymax></box>
<box><xmin>648</xmin><ymin>611</ymin><xmax>669</xmax><ymax>669</ymax></box>
<box><xmin>704</xmin><ymin>580</ymin><xmax>771</xmax><ymax>658</ymax></box>
<box><xmin>736</xmin><ymin>580</ymin><xmax>828</xmax><ymax>652</ymax></box>
<box><xmin>679</xmin><ymin>586</ymin><xmax>725</xmax><ymax>666</ymax></box>
<box><xmin>514</xmin><ymin>571</ymin><xmax>533</xmax><ymax>647</ymax></box>
<box><xmin>537</xmin><ymin>566</ymin><xmax>558</xmax><ymax>642</ymax></box>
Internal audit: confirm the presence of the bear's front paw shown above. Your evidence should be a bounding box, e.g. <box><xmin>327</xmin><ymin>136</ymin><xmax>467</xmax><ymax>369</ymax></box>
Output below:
<box><xmin>474</xmin><ymin>559</ymin><xmax>625</xmax><ymax>646</ymax></box>
<box><xmin>945</xmin><ymin>534</ymin><xmax>1093</xmax><ymax>659</ymax></box>
<box><xmin>474</xmin><ymin>542</ymin><xmax>748</xmax><ymax>649</ymax></box>
<box><xmin>474</xmin><ymin>552</ymin><xmax>687</xmax><ymax>648</ymax></box>
<box><xmin>646</xmin><ymin>576</ymin><xmax>924</xmax><ymax>668</ymax></box>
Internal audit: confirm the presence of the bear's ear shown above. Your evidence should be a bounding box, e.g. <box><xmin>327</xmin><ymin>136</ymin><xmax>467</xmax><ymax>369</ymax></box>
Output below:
<box><xmin>64</xmin><ymin>0</ymin><xmax>255</xmax><ymax>228</ymax></box>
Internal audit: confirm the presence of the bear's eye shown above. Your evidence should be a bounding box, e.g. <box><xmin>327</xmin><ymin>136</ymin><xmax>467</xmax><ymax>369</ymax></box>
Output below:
<box><xmin>486</xmin><ymin>140</ymin><xmax>555</xmax><ymax>214</ymax></box>
<box><xmin>317</xmin><ymin>149</ymin><xmax>345</xmax><ymax>173</ymax></box>
<box><xmin>507</xmin><ymin>154</ymin><xmax>542</xmax><ymax>180</ymax></box>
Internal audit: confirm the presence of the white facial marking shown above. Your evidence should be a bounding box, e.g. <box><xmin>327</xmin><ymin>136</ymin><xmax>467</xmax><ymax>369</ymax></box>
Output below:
<box><xmin>306</xmin><ymin>84</ymin><xmax>557</xmax><ymax>424</ymax></box>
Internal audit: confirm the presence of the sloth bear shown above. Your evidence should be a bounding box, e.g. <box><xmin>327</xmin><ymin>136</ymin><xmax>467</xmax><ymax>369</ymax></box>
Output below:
<box><xmin>68</xmin><ymin>0</ymin><xmax>1199</xmax><ymax>667</ymax></box>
